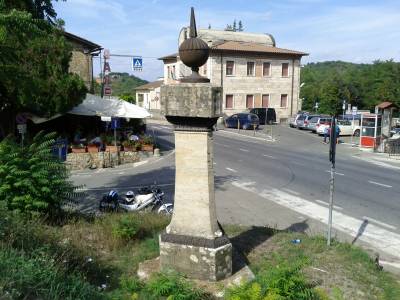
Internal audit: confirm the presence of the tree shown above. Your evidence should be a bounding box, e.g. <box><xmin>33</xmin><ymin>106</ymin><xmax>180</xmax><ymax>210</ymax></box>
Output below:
<box><xmin>0</xmin><ymin>3</ymin><xmax>87</xmax><ymax>137</ymax></box>
<box><xmin>1</xmin><ymin>0</ymin><xmax>64</xmax><ymax>24</ymax></box>
<box><xmin>238</xmin><ymin>20</ymin><xmax>243</xmax><ymax>32</ymax></box>
<box><xmin>233</xmin><ymin>19</ymin><xmax>237</xmax><ymax>31</ymax></box>
<box><xmin>0</xmin><ymin>131</ymin><xmax>78</xmax><ymax>215</ymax></box>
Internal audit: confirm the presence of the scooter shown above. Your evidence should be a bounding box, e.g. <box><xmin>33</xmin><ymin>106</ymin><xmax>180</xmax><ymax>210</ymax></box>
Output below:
<box><xmin>99</xmin><ymin>185</ymin><xmax>173</xmax><ymax>215</ymax></box>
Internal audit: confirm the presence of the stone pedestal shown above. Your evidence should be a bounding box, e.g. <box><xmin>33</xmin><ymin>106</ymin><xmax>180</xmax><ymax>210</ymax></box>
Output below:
<box><xmin>159</xmin><ymin>83</ymin><xmax>232</xmax><ymax>281</ymax></box>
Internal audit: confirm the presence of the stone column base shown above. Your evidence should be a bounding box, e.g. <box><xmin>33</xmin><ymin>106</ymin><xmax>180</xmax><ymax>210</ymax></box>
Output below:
<box><xmin>159</xmin><ymin>232</ymin><xmax>232</xmax><ymax>281</ymax></box>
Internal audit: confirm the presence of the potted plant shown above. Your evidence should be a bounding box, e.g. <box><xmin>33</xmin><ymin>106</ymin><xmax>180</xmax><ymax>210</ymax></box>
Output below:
<box><xmin>71</xmin><ymin>143</ymin><xmax>86</xmax><ymax>153</ymax></box>
<box><xmin>103</xmin><ymin>135</ymin><xmax>120</xmax><ymax>152</ymax></box>
<box><xmin>122</xmin><ymin>140</ymin><xmax>140</xmax><ymax>152</ymax></box>
<box><xmin>87</xmin><ymin>143</ymin><xmax>99</xmax><ymax>153</ymax></box>
<box><xmin>140</xmin><ymin>135</ymin><xmax>154</xmax><ymax>152</ymax></box>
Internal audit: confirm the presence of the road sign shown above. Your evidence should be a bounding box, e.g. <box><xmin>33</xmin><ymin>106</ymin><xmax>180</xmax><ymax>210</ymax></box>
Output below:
<box><xmin>17</xmin><ymin>124</ymin><xmax>27</xmax><ymax>134</ymax></box>
<box><xmin>132</xmin><ymin>57</ymin><xmax>143</xmax><ymax>71</ymax></box>
<box><xmin>111</xmin><ymin>117</ymin><xmax>120</xmax><ymax>129</ymax></box>
<box><xmin>104</xmin><ymin>86</ymin><xmax>112</xmax><ymax>96</ymax></box>
<box><xmin>101</xmin><ymin>116</ymin><xmax>112</xmax><ymax>122</ymax></box>
<box><xmin>352</xmin><ymin>106</ymin><xmax>358</xmax><ymax>116</ymax></box>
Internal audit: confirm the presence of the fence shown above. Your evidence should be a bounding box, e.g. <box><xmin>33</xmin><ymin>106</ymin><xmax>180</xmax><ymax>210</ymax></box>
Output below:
<box><xmin>387</xmin><ymin>139</ymin><xmax>400</xmax><ymax>159</ymax></box>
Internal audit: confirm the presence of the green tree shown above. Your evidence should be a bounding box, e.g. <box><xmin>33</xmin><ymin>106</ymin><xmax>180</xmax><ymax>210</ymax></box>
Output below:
<box><xmin>0</xmin><ymin>4</ymin><xmax>87</xmax><ymax>137</ymax></box>
<box><xmin>1</xmin><ymin>0</ymin><xmax>64</xmax><ymax>23</ymax></box>
<box><xmin>0</xmin><ymin>131</ymin><xmax>78</xmax><ymax>215</ymax></box>
<box><xmin>238</xmin><ymin>20</ymin><xmax>244</xmax><ymax>31</ymax></box>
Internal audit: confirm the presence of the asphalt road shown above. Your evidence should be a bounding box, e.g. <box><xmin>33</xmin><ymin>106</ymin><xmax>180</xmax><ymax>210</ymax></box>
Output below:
<box><xmin>71</xmin><ymin>122</ymin><xmax>400</xmax><ymax>268</ymax></box>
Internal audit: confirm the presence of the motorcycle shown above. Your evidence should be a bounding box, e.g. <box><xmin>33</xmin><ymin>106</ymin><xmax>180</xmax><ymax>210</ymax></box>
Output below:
<box><xmin>99</xmin><ymin>185</ymin><xmax>173</xmax><ymax>215</ymax></box>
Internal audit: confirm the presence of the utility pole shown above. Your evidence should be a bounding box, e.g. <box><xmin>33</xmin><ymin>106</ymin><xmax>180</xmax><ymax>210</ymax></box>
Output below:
<box><xmin>342</xmin><ymin>100</ymin><xmax>346</xmax><ymax>120</ymax></box>
<box><xmin>327</xmin><ymin>116</ymin><xmax>337</xmax><ymax>246</ymax></box>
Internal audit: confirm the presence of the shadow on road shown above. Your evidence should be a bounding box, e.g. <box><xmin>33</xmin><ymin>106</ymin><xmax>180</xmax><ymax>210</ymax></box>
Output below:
<box><xmin>352</xmin><ymin>219</ymin><xmax>368</xmax><ymax>244</ymax></box>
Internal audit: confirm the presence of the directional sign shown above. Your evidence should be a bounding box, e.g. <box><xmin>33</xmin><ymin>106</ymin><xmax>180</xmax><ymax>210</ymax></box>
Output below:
<box><xmin>132</xmin><ymin>57</ymin><xmax>143</xmax><ymax>71</ymax></box>
<box><xmin>104</xmin><ymin>86</ymin><xmax>112</xmax><ymax>96</ymax></box>
<box><xmin>352</xmin><ymin>106</ymin><xmax>358</xmax><ymax>116</ymax></box>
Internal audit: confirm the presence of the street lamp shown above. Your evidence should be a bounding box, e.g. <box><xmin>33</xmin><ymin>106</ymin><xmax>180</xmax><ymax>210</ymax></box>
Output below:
<box><xmin>315</xmin><ymin>101</ymin><xmax>319</xmax><ymax>113</ymax></box>
<box><xmin>342</xmin><ymin>100</ymin><xmax>346</xmax><ymax>119</ymax></box>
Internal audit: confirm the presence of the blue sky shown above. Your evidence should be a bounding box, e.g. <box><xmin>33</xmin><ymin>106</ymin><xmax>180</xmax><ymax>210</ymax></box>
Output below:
<box><xmin>54</xmin><ymin>0</ymin><xmax>400</xmax><ymax>81</ymax></box>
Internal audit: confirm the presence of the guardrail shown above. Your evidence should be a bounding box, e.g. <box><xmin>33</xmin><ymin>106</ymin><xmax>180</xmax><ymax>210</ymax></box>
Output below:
<box><xmin>387</xmin><ymin>139</ymin><xmax>400</xmax><ymax>158</ymax></box>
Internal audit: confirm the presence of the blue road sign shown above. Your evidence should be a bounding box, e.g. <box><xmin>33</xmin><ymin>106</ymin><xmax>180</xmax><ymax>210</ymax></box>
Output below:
<box><xmin>111</xmin><ymin>117</ymin><xmax>120</xmax><ymax>129</ymax></box>
<box><xmin>132</xmin><ymin>57</ymin><xmax>143</xmax><ymax>71</ymax></box>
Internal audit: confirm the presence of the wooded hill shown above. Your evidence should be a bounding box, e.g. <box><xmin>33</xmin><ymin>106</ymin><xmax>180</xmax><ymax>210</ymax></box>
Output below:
<box><xmin>300</xmin><ymin>60</ymin><xmax>400</xmax><ymax>115</ymax></box>
<box><xmin>95</xmin><ymin>72</ymin><xmax>148</xmax><ymax>103</ymax></box>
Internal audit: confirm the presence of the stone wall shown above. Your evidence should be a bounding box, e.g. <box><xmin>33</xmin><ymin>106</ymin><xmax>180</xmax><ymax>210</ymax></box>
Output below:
<box><xmin>66</xmin><ymin>151</ymin><xmax>142</xmax><ymax>170</ymax></box>
<box><xmin>69</xmin><ymin>49</ymin><xmax>93</xmax><ymax>91</ymax></box>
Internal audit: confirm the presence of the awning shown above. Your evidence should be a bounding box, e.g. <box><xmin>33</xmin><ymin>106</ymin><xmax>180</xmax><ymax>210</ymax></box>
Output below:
<box><xmin>30</xmin><ymin>94</ymin><xmax>151</xmax><ymax>124</ymax></box>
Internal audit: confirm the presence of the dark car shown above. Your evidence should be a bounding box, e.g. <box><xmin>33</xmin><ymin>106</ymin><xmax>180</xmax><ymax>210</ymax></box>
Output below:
<box><xmin>249</xmin><ymin>108</ymin><xmax>276</xmax><ymax>125</ymax></box>
<box><xmin>224</xmin><ymin>113</ymin><xmax>260</xmax><ymax>130</ymax></box>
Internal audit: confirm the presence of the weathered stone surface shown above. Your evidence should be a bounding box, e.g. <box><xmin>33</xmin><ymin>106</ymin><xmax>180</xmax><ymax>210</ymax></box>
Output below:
<box><xmin>159</xmin><ymin>237</ymin><xmax>232</xmax><ymax>281</ymax></box>
<box><xmin>161</xmin><ymin>83</ymin><xmax>222</xmax><ymax>118</ymax></box>
<box><xmin>66</xmin><ymin>151</ymin><xmax>141</xmax><ymax>170</ymax></box>
<box><xmin>166</xmin><ymin>131</ymin><xmax>220</xmax><ymax>239</ymax></box>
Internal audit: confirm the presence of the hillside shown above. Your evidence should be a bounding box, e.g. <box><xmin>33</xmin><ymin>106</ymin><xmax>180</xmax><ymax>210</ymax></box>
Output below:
<box><xmin>300</xmin><ymin>60</ymin><xmax>400</xmax><ymax>115</ymax></box>
<box><xmin>94</xmin><ymin>72</ymin><xmax>148</xmax><ymax>103</ymax></box>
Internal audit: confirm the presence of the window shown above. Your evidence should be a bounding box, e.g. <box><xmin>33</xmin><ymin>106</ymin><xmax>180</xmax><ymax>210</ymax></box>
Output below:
<box><xmin>280</xmin><ymin>94</ymin><xmax>288</xmax><ymax>107</ymax></box>
<box><xmin>247</xmin><ymin>62</ymin><xmax>255</xmax><ymax>76</ymax></box>
<box><xmin>138</xmin><ymin>94</ymin><xmax>144</xmax><ymax>105</ymax></box>
<box><xmin>263</xmin><ymin>62</ymin><xmax>271</xmax><ymax>76</ymax></box>
<box><xmin>246</xmin><ymin>95</ymin><xmax>254</xmax><ymax>108</ymax></box>
<box><xmin>172</xmin><ymin>65</ymin><xmax>176</xmax><ymax>79</ymax></box>
<box><xmin>225</xmin><ymin>94</ymin><xmax>234</xmax><ymax>109</ymax></box>
<box><xmin>167</xmin><ymin>66</ymin><xmax>170</xmax><ymax>78</ymax></box>
<box><xmin>226</xmin><ymin>61</ymin><xmax>234</xmax><ymax>76</ymax></box>
<box><xmin>281</xmin><ymin>63</ymin><xmax>289</xmax><ymax>77</ymax></box>
<box><xmin>262</xmin><ymin>94</ymin><xmax>269</xmax><ymax>108</ymax></box>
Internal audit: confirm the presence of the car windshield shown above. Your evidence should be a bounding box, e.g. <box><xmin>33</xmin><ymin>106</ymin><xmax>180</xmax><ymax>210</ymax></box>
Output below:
<box><xmin>309</xmin><ymin>117</ymin><xmax>319</xmax><ymax>123</ymax></box>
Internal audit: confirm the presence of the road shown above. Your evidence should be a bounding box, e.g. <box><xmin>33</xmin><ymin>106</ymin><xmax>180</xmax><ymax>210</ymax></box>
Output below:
<box><xmin>71</xmin><ymin>122</ymin><xmax>400</xmax><ymax>269</ymax></box>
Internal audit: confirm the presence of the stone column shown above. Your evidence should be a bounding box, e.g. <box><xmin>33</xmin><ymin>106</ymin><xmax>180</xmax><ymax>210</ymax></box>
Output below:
<box><xmin>159</xmin><ymin>83</ymin><xmax>232</xmax><ymax>281</ymax></box>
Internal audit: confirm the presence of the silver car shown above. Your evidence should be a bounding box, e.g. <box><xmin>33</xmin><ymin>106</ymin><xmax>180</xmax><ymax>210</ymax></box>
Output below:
<box><xmin>297</xmin><ymin>114</ymin><xmax>319</xmax><ymax>130</ymax></box>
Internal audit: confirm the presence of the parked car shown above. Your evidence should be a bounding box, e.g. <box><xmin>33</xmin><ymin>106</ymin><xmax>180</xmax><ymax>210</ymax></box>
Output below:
<box><xmin>297</xmin><ymin>114</ymin><xmax>319</xmax><ymax>130</ymax></box>
<box><xmin>249</xmin><ymin>108</ymin><xmax>276</xmax><ymax>125</ymax></box>
<box><xmin>289</xmin><ymin>112</ymin><xmax>308</xmax><ymax>128</ymax></box>
<box><xmin>224</xmin><ymin>113</ymin><xmax>260</xmax><ymax>130</ymax></box>
<box><xmin>337</xmin><ymin>120</ymin><xmax>361</xmax><ymax>136</ymax></box>
<box><xmin>308</xmin><ymin>116</ymin><xmax>332</xmax><ymax>133</ymax></box>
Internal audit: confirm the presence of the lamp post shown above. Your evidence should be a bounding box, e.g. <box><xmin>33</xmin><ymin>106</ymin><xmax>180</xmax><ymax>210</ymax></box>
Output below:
<box><xmin>315</xmin><ymin>101</ymin><xmax>319</xmax><ymax>113</ymax></box>
<box><xmin>342</xmin><ymin>100</ymin><xmax>346</xmax><ymax>119</ymax></box>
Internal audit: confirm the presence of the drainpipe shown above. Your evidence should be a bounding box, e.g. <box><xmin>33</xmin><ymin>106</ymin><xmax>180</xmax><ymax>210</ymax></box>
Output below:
<box><xmin>290</xmin><ymin>58</ymin><xmax>295</xmax><ymax>117</ymax></box>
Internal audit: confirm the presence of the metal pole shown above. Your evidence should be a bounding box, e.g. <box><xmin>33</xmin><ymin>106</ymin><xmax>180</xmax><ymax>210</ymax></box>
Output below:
<box><xmin>327</xmin><ymin>165</ymin><xmax>335</xmax><ymax>246</ymax></box>
<box><xmin>351</xmin><ymin>114</ymin><xmax>355</xmax><ymax>146</ymax></box>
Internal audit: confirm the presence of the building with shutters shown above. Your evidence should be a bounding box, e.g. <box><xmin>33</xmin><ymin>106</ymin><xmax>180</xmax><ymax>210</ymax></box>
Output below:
<box><xmin>159</xmin><ymin>28</ymin><xmax>308</xmax><ymax>123</ymax></box>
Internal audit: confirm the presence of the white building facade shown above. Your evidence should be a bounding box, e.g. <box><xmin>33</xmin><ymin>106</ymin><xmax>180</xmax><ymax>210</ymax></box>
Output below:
<box><xmin>159</xmin><ymin>28</ymin><xmax>307</xmax><ymax>123</ymax></box>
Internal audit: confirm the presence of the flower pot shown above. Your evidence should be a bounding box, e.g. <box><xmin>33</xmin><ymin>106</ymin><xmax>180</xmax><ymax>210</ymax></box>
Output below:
<box><xmin>123</xmin><ymin>146</ymin><xmax>137</xmax><ymax>152</ymax></box>
<box><xmin>87</xmin><ymin>145</ymin><xmax>99</xmax><ymax>153</ymax></box>
<box><xmin>71</xmin><ymin>147</ymin><xmax>86</xmax><ymax>153</ymax></box>
<box><xmin>141</xmin><ymin>144</ymin><xmax>154</xmax><ymax>152</ymax></box>
<box><xmin>106</xmin><ymin>145</ymin><xmax>120</xmax><ymax>153</ymax></box>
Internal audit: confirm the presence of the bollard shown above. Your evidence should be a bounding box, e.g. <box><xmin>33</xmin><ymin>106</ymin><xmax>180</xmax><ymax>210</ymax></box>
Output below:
<box><xmin>253</xmin><ymin>124</ymin><xmax>256</xmax><ymax>136</ymax></box>
<box><xmin>237</xmin><ymin>119</ymin><xmax>240</xmax><ymax>132</ymax></box>
<box><xmin>154</xmin><ymin>148</ymin><xmax>160</xmax><ymax>157</ymax></box>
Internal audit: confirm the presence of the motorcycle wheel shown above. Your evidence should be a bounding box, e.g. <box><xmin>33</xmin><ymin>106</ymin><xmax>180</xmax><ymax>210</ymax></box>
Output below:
<box><xmin>99</xmin><ymin>199</ymin><xmax>107</xmax><ymax>212</ymax></box>
<box><xmin>157</xmin><ymin>204</ymin><xmax>173</xmax><ymax>215</ymax></box>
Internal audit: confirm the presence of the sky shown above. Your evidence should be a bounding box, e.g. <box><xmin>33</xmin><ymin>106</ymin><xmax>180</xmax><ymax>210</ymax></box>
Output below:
<box><xmin>54</xmin><ymin>0</ymin><xmax>400</xmax><ymax>82</ymax></box>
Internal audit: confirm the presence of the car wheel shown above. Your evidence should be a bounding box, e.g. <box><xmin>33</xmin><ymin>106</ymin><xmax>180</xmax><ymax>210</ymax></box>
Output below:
<box><xmin>353</xmin><ymin>129</ymin><xmax>360</xmax><ymax>137</ymax></box>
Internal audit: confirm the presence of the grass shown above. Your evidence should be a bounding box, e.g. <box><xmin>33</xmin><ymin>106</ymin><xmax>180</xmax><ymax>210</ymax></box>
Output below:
<box><xmin>1</xmin><ymin>206</ymin><xmax>399</xmax><ymax>299</ymax></box>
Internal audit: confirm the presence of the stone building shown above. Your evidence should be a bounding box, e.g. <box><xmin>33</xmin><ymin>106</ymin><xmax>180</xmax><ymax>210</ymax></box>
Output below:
<box><xmin>135</xmin><ymin>80</ymin><xmax>163</xmax><ymax>111</ymax></box>
<box><xmin>63</xmin><ymin>31</ymin><xmax>102</xmax><ymax>93</ymax></box>
<box><xmin>159</xmin><ymin>28</ymin><xmax>307</xmax><ymax>123</ymax></box>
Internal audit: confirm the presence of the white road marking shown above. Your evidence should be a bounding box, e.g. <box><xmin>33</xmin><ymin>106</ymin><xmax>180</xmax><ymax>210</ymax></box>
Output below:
<box><xmin>239</xmin><ymin>148</ymin><xmax>249</xmax><ymax>152</ymax></box>
<box><xmin>379</xmin><ymin>260</ymin><xmax>400</xmax><ymax>269</ymax></box>
<box><xmin>217</xmin><ymin>129</ymin><xmax>275</xmax><ymax>142</ymax></box>
<box><xmin>226</xmin><ymin>167</ymin><xmax>238</xmax><ymax>173</ymax></box>
<box><xmin>352</xmin><ymin>155</ymin><xmax>400</xmax><ymax>170</ymax></box>
<box><xmin>215</xmin><ymin>142</ymin><xmax>230</xmax><ymax>148</ymax></box>
<box><xmin>80</xmin><ymin>183</ymin><xmax>174</xmax><ymax>191</ymax></box>
<box><xmin>263</xmin><ymin>154</ymin><xmax>275</xmax><ymax>159</ymax></box>
<box><xmin>362</xmin><ymin>216</ymin><xmax>397</xmax><ymax>230</ymax></box>
<box><xmin>282</xmin><ymin>188</ymin><xmax>300</xmax><ymax>196</ymax></box>
<box><xmin>315</xmin><ymin>199</ymin><xmax>343</xmax><ymax>210</ymax></box>
<box><xmin>368</xmin><ymin>180</ymin><xmax>392</xmax><ymax>188</ymax></box>
<box><xmin>231</xmin><ymin>180</ymin><xmax>400</xmax><ymax>260</ymax></box>
<box><xmin>325</xmin><ymin>170</ymin><xmax>345</xmax><ymax>176</ymax></box>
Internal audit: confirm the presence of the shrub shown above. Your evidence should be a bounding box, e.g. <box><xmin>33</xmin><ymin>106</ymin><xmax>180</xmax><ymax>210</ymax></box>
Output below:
<box><xmin>112</xmin><ymin>215</ymin><xmax>140</xmax><ymax>240</ymax></box>
<box><xmin>140</xmin><ymin>135</ymin><xmax>154</xmax><ymax>145</ymax></box>
<box><xmin>226</xmin><ymin>255</ymin><xmax>319</xmax><ymax>300</ymax></box>
<box><xmin>0</xmin><ymin>131</ymin><xmax>78</xmax><ymax>216</ymax></box>
<box><xmin>0</xmin><ymin>246</ymin><xmax>103</xmax><ymax>300</ymax></box>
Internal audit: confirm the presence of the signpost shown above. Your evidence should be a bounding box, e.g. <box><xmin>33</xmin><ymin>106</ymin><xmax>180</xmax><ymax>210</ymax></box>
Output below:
<box><xmin>327</xmin><ymin>116</ymin><xmax>337</xmax><ymax>246</ymax></box>
<box><xmin>351</xmin><ymin>106</ymin><xmax>358</xmax><ymax>146</ymax></box>
<box><xmin>17</xmin><ymin>124</ymin><xmax>27</xmax><ymax>148</ymax></box>
<box><xmin>132</xmin><ymin>57</ymin><xmax>143</xmax><ymax>71</ymax></box>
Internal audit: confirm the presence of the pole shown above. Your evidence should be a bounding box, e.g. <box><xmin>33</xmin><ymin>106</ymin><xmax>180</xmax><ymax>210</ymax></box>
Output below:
<box><xmin>327</xmin><ymin>116</ymin><xmax>337</xmax><ymax>246</ymax></box>
<box><xmin>351</xmin><ymin>114</ymin><xmax>355</xmax><ymax>146</ymax></box>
